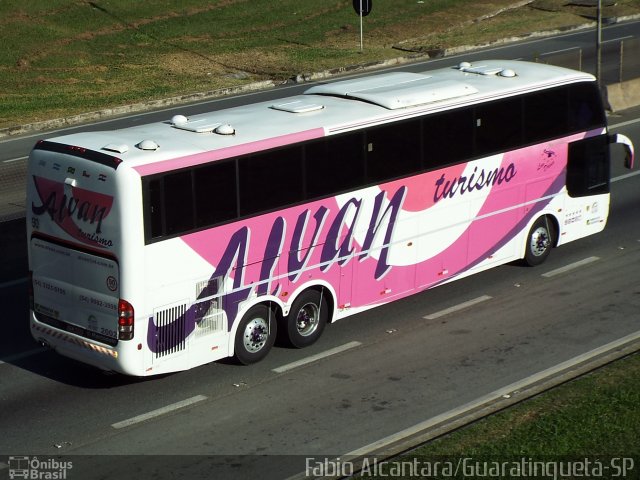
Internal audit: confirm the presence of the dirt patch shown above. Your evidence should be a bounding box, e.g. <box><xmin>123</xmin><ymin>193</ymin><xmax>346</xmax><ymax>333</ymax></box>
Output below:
<box><xmin>159</xmin><ymin>52</ymin><xmax>230</xmax><ymax>77</ymax></box>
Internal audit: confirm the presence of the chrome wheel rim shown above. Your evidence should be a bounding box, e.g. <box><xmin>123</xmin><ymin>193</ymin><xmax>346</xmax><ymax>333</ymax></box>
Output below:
<box><xmin>530</xmin><ymin>226</ymin><xmax>550</xmax><ymax>257</ymax></box>
<box><xmin>296</xmin><ymin>302</ymin><xmax>320</xmax><ymax>337</ymax></box>
<box><xmin>243</xmin><ymin>317</ymin><xmax>269</xmax><ymax>353</ymax></box>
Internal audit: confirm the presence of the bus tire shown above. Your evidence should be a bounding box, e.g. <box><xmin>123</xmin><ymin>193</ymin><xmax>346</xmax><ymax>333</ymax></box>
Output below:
<box><xmin>234</xmin><ymin>304</ymin><xmax>276</xmax><ymax>365</ymax></box>
<box><xmin>284</xmin><ymin>290</ymin><xmax>328</xmax><ymax>348</ymax></box>
<box><xmin>524</xmin><ymin>216</ymin><xmax>555</xmax><ymax>266</ymax></box>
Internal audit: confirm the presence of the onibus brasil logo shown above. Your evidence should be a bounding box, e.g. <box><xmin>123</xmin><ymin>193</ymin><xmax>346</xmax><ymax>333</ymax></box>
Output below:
<box><xmin>7</xmin><ymin>456</ymin><xmax>72</xmax><ymax>479</ymax></box>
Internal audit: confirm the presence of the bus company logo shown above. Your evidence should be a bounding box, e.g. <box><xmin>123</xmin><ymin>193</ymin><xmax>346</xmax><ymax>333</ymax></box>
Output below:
<box><xmin>106</xmin><ymin>275</ymin><xmax>118</xmax><ymax>292</ymax></box>
<box><xmin>8</xmin><ymin>456</ymin><xmax>72</xmax><ymax>479</ymax></box>
<box><xmin>538</xmin><ymin>149</ymin><xmax>557</xmax><ymax>172</ymax></box>
<box><xmin>31</xmin><ymin>176</ymin><xmax>115</xmax><ymax>249</ymax></box>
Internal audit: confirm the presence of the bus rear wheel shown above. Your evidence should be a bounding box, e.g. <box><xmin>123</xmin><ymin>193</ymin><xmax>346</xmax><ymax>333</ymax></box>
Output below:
<box><xmin>234</xmin><ymin>304</ymin><xmax>276</xmax><ymax>365</ymax></box>
<box><xmin>524</xmin><ymin>216</ymin><xmax>555</xmax><ymax>266</ymax></box>
<box><xmin>284</xmin><ymin>290</ymin><xmax>328</xmax><ymax>348</ymax></box>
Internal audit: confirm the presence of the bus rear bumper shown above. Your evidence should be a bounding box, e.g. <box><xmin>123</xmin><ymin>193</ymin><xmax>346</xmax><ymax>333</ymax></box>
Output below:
<box><xmin>29</xmin><ymin>312</ymin><xmax>130</xmax><ymax>375</ymax></box>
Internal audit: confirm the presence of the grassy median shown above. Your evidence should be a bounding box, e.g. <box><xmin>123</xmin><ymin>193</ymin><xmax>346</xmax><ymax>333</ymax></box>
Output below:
<box><xmin>2</xmin><ymin>0</ymin><xmax>640</xmax><ymax>129</ymax></box>
<box><xmin>353</xmin><ymin>353</ymin><xmax>640</xmax><ymax>478</ymax></box>
<box><xmin>416</xmin><ymin>353</ymin><xmax>640</xmax><ymax>456</ymax></box>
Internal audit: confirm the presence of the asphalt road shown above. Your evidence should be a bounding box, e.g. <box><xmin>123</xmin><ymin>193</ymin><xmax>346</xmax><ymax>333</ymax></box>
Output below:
<box><xmin>1</xmin><ymin>21</ymin><xmax>640</xmax><ymax>480</ymax></box>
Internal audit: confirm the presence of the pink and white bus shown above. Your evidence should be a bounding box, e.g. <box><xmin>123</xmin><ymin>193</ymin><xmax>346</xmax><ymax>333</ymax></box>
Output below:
<box><xmin>27</xmin><ymin>60</ymin><xmax>634</xmax><ymax>376</ymax></box>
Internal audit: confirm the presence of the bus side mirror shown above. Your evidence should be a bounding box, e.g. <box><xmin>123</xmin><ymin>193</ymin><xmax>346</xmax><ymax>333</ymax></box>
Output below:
<box><xmin>611</xmin><ymin>133</ymin><xmax>635</xmax><ymax>170</ymax></box>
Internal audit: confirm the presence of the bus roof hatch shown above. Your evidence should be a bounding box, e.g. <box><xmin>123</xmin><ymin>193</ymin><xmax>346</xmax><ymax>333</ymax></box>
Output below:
<box><xmin>304</xmin><ymin>72</ymin><xmax>478</xmax><ymax>110</ymax></box>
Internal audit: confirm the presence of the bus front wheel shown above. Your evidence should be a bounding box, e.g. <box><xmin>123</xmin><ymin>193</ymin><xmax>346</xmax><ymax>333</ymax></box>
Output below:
<box><xmin>284</xmin><ymin>290</ymin><xmax>328</xmax><ymax>348</ymax></box>
<box><xmin>234</xmin><ymin>304</ymin><xmax>277</xmax><ymax>365</ymax></box>
<box><xmin>524</xmin><ymin>216</ymin><xmax>555</xmax><ymax>266</ymax></box>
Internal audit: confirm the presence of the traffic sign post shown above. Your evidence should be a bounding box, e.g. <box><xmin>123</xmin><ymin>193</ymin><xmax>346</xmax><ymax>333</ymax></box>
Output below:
<box><xmin>352</xmin><ymin>0</ymin><xmax>372</xmax><ymax>52</ymax></box>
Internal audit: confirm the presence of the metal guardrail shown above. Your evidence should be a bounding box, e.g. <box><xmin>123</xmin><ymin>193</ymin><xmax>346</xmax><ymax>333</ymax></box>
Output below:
<box><xmin>535</xmin><ymin>37</ymin><xmax>640</xmax><ymax>84</ymax></box>
<box><xmin>0</xmin><ymin>158</ymin><xmax>27</xmax><ymax>223</ymax></box>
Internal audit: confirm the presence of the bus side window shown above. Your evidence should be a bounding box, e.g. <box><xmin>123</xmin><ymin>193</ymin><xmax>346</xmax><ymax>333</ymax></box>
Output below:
<box><xmin>163</xmin><ymin>170</ymin><xmax>195</xmax><ymax>235</ymax></box>
<box><xmin>524</xmin><ymin>87</ymin><xmax>569</xmax><ymax>143</ymax></box>
<box><xmin>239</xmin><ymin>145</ymin><xmax>303</xmax><ymax>216</ymax></box>
<box><xmin>569</xmin><ymin>82</ymin><xmax>606</xmax><ymax>132</ymax></box>
<box><xmin>365</xmin><ymin>119</ymin><xmax>421</xmax><ymax>182</ymax></box>
<box><xmin>305</xmin><ymin>133</ymin><xmax>365</xmax><ymax>199</ymax></box>
<box><xmin>474</xmin><ymin>97</ymin><xmax>523</xmax><ymax>157</ymax></box>
<box><xmin>194</xmin><ymin>160</ymin><xmax>238</xmax><ymax>228</ymax></box>
<box><xmin>423</xmin><ymin>108</ymin><xmax>474</xmax><ymax>168</ymax></box>
<box><xmin>566</xmin><ymin>135</ymin><xmax>610</xmax><ymax>197</ymax></box>
<box><xmin>147</xmin><ymin>178</ymin><xmax>164</xmax><ymax>239</ymax></box>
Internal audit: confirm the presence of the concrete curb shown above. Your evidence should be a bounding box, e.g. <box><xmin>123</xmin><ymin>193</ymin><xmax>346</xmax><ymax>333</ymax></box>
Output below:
<box><xmin>0</xmin><ymin>79</ymin><xmax>279</xmax><ymax>139</ymax></box>
<box><xmin>2</xmin><ymin>14</ymin><xmax>639</xmax><ymax>139</ymax></box>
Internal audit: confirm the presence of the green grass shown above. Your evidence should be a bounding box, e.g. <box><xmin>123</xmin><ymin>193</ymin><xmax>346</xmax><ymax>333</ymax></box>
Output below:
<box><xmin>2</xmin><ymin>0</ymin><xmax>639</xmax><ymax>129</ymax></box>
<box><xmin>414</xmin><ymin>353</ymin><xmax>640</xmax><ymax>456</ymax></box>
<box><xmin>353</xmin><ymin>353</ymin><xmax>640</xmax><ymax>478</ymax></box>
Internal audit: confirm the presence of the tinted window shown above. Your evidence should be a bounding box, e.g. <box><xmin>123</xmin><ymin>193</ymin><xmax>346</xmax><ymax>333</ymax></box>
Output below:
<box><xmin>305</xmin><ymin>133</ymin><xmax>365</xmax><ymax>198</ymax></box>
<box><xmin>475</xmin><ymin>97</ymin><xmax>523</xmax><ymax>156</ymax></box>
<box><xmin>567</xmin><ymin>134</ymin><xmax>609</xmax><ymax>197</ymax></box>
<box><xmin>366</xmin><ymin>120</ymin><xmax>421</xmax><ymax>182</ymax></box>
<box><xmin>524</xmin><ymin>87</ymin><xmax>569</xmax><ymax>143</ymax></box>
<box><xmin>569</xmin><ymin>82</ymin><xmax>605</xmax><ymax>132</ymax></box>
<box><xmin>163</xmin><ymin>170</ymin><xmax>195</xmax><ymax>235</ymax></box>
<box><xmin>147</xmin><ymin>178</ymin><xmax>164</xmax><ymax>239</ymax></box>
<box><xmin>239</xmin><ymin>146</ymin><xmax>303</xmax><ymax>216</ymax></box>
<box><xmin>423</xmin><ymin>108</ymin><xmax>474</xmax><ymax>167</ymax></box>
<box><xmin>194</xmin><ymin>160</ymin><xmax>238</xmax><ymax>227</ymax></box>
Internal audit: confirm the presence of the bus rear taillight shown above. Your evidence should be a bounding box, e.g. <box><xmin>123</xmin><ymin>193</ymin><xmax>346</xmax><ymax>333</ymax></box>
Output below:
<box><xmin>118</xmin><ymin>299</ymin><xmax>134</xmax><ymax>341</ymax></box>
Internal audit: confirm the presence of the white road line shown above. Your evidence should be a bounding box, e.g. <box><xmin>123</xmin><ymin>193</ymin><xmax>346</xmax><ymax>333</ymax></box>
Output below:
<box><xmin>111</xmin><ymin>395</ymin><xmax>208</xmax><ymax>429</ymax></box>
<box><xmin>603</xmin><ymin>35</ymin><xmax>634</xmax><ymax>44</ymax></box>
<box><xmin>542</xmin><ymin>256</ymin><xmax>600</xmax><ymax>278</ymax></box>
<box><xmin>609</xmin><ymin>117</ymin><xmax>640</xmax><ymax>129</ymax></box>
<box><xmin>423</xmin><ymin>295</ymin><xmax>493</xmax><ymax>320</ymax></box>
<box><xmin>2</xmin><ymin>156</ymin><xmax>27</xmax><ymax>164</ymax></box>
<box><xmin>272</xmin><ymin>341</ymin><xmax>362</xmax><ymax>373</ymax></box>
<box><xmin>540</xmin><ymin>46</ymin><xmax>581</xmax><ymax>56</ymax></box>
<box><xmin>612</xmin><ymin>170</ymin><xmax>640</xmax><ymax>183</ymax></box>
<box><xmin>0</xmin><ymin>347</ymin><xmax>47</xmax><ymax>366</ymax></box>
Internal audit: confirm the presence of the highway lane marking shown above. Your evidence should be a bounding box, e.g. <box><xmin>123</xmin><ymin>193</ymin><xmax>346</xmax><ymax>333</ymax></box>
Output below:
<box><xmin>0</xmin><ymin>347</ymin><xmax>47</xmax><ymax>366</ymax></box>
<box><xmin>423</xmin><ymin>295</ymin><xmax>493</xmax><ymax>320</ymax></box>
<box><xmin>111</xmin><ymin>395</ymin><xmax>208</xmax><ymax>429</ymax></box>
<box><xmin>609</xmin><ymin>117</ymin><xmax>640</xmax><ymax>129</ymax></box>
<box><xmin>603</xmin><ymin>35</ymin><xmax>634</xmax><ymax>44</ymax></box>
<box><xmin>2</xmin><ymin>156</ymin><xmax>27</xmax><ymax>164</ymax></box>
<box><xmin>612</xmin><ymin>170</ymin><xmax>640</xmax><ymax>183</ymax></box>
<box><xmin>272</xmin><ymin>341</ymin><xmax>362</xmax><ymax>373</ymax></box>
<box><xmin>541</xmin><ymin>256</ymin><xmax>600</xmax><ymax>278</ymax></box>
<box><xmin>540</xmin><ymin>46</ymin><xmax>580</xmax><ymax>56</ymax></box>
<box><xmin>341</xmin><ymin>328</ymin><xmax>640</xmax><ymax>463</ymax></box>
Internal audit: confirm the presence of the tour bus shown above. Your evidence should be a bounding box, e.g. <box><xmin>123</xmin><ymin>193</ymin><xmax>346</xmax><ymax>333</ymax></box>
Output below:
<box><xmin>26</xmin><ymin>60</ymin><xmax>634</xmax><ymax>376</ymax></box>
